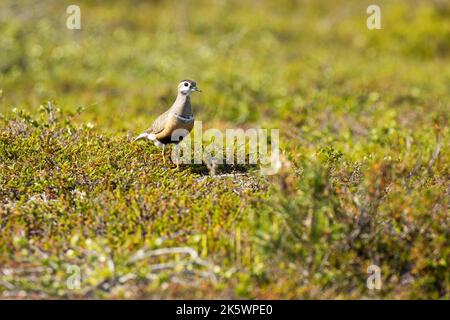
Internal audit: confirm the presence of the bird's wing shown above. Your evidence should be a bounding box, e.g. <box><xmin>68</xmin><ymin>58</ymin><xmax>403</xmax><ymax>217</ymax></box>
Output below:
<box><xmin>146</xmin><ymin>110</ymin><xmax>170</xmax><ymax>135</ymax></box>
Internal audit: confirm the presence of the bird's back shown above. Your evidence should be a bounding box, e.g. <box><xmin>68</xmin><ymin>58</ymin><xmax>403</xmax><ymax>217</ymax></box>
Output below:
<box><xmin>146</xmin><ymin>110</ymin><xmax>170</xmax><ymax>135</ymax></box>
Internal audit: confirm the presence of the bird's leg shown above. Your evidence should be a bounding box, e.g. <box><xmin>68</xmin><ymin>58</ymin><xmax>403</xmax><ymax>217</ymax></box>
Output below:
<box><xmin>162</xmin><ymin>145</ymin><xmax>166</xmax><ymax>164</ymax></box>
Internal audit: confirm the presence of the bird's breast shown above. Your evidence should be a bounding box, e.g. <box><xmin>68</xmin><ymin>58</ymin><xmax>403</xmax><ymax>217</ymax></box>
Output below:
<box><xmin>155</xmin><ymin>114</ymin><xmax>194</xmax><ymax>143</ymax></box>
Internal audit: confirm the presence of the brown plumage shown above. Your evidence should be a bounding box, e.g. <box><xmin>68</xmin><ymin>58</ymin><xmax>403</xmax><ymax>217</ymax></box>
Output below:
<box><xmin>134</xmin><ymin>80</ymin><xmax>200</xmax><ymax>165</ymax></box>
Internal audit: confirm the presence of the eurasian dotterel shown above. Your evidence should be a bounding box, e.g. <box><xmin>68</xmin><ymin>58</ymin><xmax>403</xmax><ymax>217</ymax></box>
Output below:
<box><xmin>134</xmin><ymin>80</ymin><xmax>201</xmax><ymax>166</ymax></box>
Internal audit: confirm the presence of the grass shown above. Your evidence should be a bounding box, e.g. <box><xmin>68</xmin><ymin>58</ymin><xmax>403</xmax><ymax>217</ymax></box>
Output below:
<box><xmin>0</xmin><ymin>0</ymin><xmax>449</xmax><ymax>299</ymax></box>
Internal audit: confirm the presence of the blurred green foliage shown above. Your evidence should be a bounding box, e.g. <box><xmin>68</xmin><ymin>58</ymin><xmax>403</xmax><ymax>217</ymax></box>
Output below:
<box><xmin>0</xmin><ymin>0</ymin><xmax>449</xmax><ymax>298</ymax></box>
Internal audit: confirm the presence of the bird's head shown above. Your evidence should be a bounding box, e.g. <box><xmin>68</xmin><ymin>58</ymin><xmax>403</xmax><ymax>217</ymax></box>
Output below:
<box><xmin>178</xmin><ymin>80</ymin><xmax>201</xmax><ymax>95</ymax></box>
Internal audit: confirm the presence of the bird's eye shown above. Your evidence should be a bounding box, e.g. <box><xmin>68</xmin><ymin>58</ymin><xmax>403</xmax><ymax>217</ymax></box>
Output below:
<box><xmin>184</xmin><ymin>82</ymin><xmax>189</xmax><ymax>87</ymax></box>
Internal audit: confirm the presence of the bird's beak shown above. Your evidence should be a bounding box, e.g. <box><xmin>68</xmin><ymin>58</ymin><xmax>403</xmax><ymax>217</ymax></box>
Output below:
<box><xmin>192</xmin><ymin>87</ymin><xmax>201</xmax><ymax>92</ymax></box>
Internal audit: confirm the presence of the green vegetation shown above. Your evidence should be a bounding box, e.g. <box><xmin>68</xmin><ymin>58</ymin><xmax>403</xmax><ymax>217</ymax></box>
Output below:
<box><xmin>0</xmin><ymin>0</ymin><xmax>449</xmax><ymax>299</ymax></box>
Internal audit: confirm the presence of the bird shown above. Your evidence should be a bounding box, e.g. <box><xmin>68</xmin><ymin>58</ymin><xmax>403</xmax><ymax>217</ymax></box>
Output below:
<box><xmin>134</xmin><ymin>79</ymin><xmax>201</xmax><ymax>167</ymax></box>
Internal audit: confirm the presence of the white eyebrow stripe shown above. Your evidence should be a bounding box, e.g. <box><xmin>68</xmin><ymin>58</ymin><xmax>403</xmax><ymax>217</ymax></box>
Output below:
<box><xmin>175</xmin><ymin>114</ymin><xmax>194</xmax><ymax>122</ymax></box>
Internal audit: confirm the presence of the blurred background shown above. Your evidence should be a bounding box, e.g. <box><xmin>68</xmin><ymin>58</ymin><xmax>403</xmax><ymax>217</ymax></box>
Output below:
<box><xmin>1</xmin><ymin>0</ymin><xmax>448</xmax><ymax>133</ymax></box>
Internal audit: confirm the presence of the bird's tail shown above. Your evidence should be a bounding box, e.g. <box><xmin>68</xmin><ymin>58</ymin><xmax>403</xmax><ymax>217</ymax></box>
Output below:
<box><xmin>134</xmin><ymin>132</ymin><xmax>158</xmax><ymax>142</ymax></box>
<box><xmin>133</xmin><ymin>133</ymin><xmax>148</xmax><ymax>142</ymax></box>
